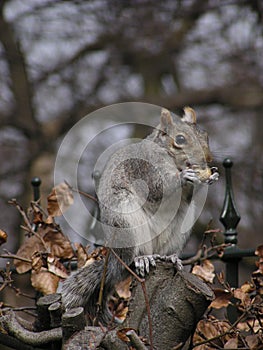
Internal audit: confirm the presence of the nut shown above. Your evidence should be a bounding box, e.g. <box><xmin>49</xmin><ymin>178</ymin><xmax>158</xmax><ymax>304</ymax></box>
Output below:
<box><xmin>195</xmin><ymin>167</ymin><xmax>212</xmax><ymax>182</ymax></box>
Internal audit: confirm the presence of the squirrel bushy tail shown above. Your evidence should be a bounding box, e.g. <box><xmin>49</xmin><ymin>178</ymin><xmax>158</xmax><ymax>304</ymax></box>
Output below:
<box><xmin>61</xmin><ymin>249</ymin><xmax>131</xmax><ymax>324</ymax></box>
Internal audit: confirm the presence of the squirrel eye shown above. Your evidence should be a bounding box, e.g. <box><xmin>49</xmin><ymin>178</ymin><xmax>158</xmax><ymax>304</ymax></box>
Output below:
<box><xmin>175</xmin><ymin>134</ymin><xmax>186</xmax><ymax>146</ymax></box>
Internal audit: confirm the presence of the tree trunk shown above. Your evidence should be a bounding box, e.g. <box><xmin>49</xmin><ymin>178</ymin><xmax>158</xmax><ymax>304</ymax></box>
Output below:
<box><xmin>64</xmin><ymin>262</ymin><xmax>214</xmax><ymax>350</ymax></box>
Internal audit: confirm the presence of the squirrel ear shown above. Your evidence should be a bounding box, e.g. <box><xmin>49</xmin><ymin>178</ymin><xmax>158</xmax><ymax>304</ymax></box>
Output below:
<box><xmin>182</xmin><ymin>107</ymin><xmax>197</xmax><ymax>124</ymax></box>
<box><xmin>160</xmin><ymin>108</ymin><xmax>173</xmax><ymax>132</ymax></box>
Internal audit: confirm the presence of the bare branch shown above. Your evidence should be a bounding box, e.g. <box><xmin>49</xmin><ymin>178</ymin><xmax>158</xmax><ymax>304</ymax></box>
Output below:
<box><xmin>0</xmin><ymin>254</ymin><xmax>31</xmax><ymax>263</ymax></box>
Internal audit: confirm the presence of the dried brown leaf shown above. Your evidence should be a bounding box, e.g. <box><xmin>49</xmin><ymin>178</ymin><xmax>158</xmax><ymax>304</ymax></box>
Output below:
<box><xmin>192</xmin><ymin>259</ymin><xmax>215</xmax><ymax>283</ymax></box>
<box><xmin>210</xmin><ymin>288</ymin><xmax>232</xmax><ymax>309</ymax></box>
<box><xmin>245</xmin><ymin>334</ymin><xmax>260</xmax><ymax>349</ymax></box>
<box><xmin>241</xmin><ymin>281</ymin><xmax>255</xmax><ymax>293</ymax></box>
<box><xmin>237</xmin><ymin>318</ymin><xmax>262</xmax><ymax>332</ymax></box>
<box><xmin>115</xmin><ymin>276</ymin><xmax>132</xmax><ymax>299</ymax></box>
<box><xmin>14</xmin><ymin>235</ymin><xmax>44</xmax><ymax>273</ymax></box>
<box><xmin>14</xmin><ymin>256</ymin><xmax>32</xmax><ymax>275</ymax></box>
<box><xmin>45</xmin><ymin>215</ymin><xmax>54</xmax><ymax>224</ymax></box>
<box><xmin>224</xmin><ymin>337</ymin><xmax>238</xmax><ymax>349</ymax></box>
<box><xmin>47</xmin><ymin>182</ymin><xmax>73</xmax><ymax>218</ymax></box>
<box><xmin>47</xmin><ymin>255</ymin><xmax>68</xmax><ymax>279</ymax></box>
<box><xmin>253</xmin><ymin>258</ymin><xmax>263</xmax><ymax>275</ymax></box>
<box><xmin>43</xmin><ymin>227</ymin><xmax>74</xmax><ymax>259</ymax></box>
<box><xmin>31</xmin><ymin>251</ymin><xmax>46</xmax><ymax>272</ymax></box>
<box><xmin>31</xmin><ymin>251</ymin><xmax>68</xmax><ymax>280</ymax></box>
<box><xmin>0</xmin><ymin>230</ymin><xmax>7</xmax><ymax>246</ymax></box>
<box><xmin>14</xmin><ymin>225</ymin><xmax>74</xmax><ymax>274</ymax></box>
<box><xmin>31</xmin><ymin>269</ymin><xmax>59</xmax><ymax>295</ymax></box>
<box><xmin>117</xmin><ymin>328</ymin><xmax>136</xmax><ymax>342</ymax></box>
<box><xmin>114</xmin><ymin>302</ymin><xmax>129</xmax><ymax>322</ymax></box>
<box><xmin>74</xmin><ymin>243</ymin><xmax>89</xmax><ymax>268</ymax></box>
<box><xmin>32</xmin><ymin>211</ymin><xmax>43</xmax><ymax>225</ymax></box>
<box><xmin>255</xmin><ymin>245</ymin><xmax>263</xmax><ymax>258</ymax></box>
<box><xmin>194</xmin><ymin>317</ymin><xmax>231</xmax><ymax>348</ymax></box>
<box><xmin>83</xmin><ymin>247</ymin><xmax>108</xmax><ymax>267</ymax></box>
<box><xmin>108</xmin><ymin>277</ymin><xmax>131</xmax><ymax>323</ymax></box>
<box><xmin>234</xmin><ymin>288</ymin><xmax>251</xmax><ymax>307</ymax></box>
<box><xmin>28</xmin><ymin>202</ymin><xmax>44</xmax><ymax>225</ymax></box>
<box><xmin>0</xmin><ymin>324</ymin><xmax>8</xmax><ymax>334</ymax></box>
<box><xmin>91</xmin><ymin>246</ymin><xmax>108</xmax><ymax>258</ymax></box>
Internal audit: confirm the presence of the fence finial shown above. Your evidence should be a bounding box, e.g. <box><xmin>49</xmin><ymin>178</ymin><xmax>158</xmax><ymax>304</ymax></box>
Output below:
<box><xmin>31</xmin><ymin>177</ymin><xmax>41</xmax><ymax>202</ymax></box>
<box><xmin>220</xmin><ymin>158</ymin><xmax>240</xmax><ymax>244</ymax></box>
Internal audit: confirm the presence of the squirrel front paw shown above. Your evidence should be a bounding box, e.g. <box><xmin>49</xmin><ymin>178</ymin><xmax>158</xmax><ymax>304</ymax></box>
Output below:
<box><xmin>181</xmin><ymin>168</ymin><xmax>201</xmax><ymax>185</ymax></box>
<box><xmin>205</xmin><ymin>167</ymin><xmax>219</xmax><ymax>185</ymax></box>
<box><xmin>134</xmin><ymin>253</ymin><xmax>183</xmax><ymax>277</ymax></box>
<box><xmin>134</xmin><ymin>254</ymin><xmax>161</xmax><ymax>277</ymax></box>
<box><xmin>181</xmin><ymin>167</ymin><xmax>219</xmax><ymax>185</ymax></box>
<box><xmin>158</xmin><ymin>253</ymin><xmax>183</xmax><ymax>271</ymax></box>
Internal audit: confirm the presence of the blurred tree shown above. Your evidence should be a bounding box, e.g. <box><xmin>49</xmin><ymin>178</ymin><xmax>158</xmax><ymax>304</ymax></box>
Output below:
<box><xmin>0</xmin><ymin>0</ymin><xmax>262</xmax><ymax>254</ymax></box>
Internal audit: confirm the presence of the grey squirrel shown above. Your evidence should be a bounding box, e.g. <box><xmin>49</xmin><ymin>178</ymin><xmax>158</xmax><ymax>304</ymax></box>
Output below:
<box><xmin>61</xmin><ymin>107</ymin><xmax>219</xmax><ymax>324</ymax></box>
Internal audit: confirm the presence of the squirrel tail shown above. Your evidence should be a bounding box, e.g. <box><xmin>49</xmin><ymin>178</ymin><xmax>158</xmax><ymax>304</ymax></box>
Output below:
<box><xmin>61</xmin><ymin>252</ymin><xmax>126</xmax><ymax>324</ymax></box>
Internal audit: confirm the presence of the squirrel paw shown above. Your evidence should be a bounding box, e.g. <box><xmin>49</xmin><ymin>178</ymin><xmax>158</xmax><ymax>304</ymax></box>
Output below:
<box><xmin>181</xmin><ymin>168</ymin><xmax>201</xmax><ymax>184</ymax></box>
<box><xmin>206</xmin><ymin>167</ymin><xmax>219</xmax><ymax>185</ymax></box>
<box><xmin>134</xmin><ymin>254</ymin><xmax>161</xmax><ymax>277</ymax></box>
<box><xmin>134</xmin><ymin>253</ymin><xmax>183</xmax><ymax>277</ymax></box>
<box><xmin>158</xmin><ymin>253</ymin><xmax>183</xmax><ymax>271</ymax></box>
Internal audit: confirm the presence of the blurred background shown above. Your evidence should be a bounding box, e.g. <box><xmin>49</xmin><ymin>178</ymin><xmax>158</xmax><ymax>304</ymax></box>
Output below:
<box><xmin>0</xmin><ymin>1</ymin><xmax>262</xmax><ymax>278</ymax></box>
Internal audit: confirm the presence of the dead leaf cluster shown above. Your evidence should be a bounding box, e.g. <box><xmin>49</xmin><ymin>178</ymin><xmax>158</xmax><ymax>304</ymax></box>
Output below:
<box><xmin>108</xmin><ymin>276</ymin><xmax>132</xmax><ymax>322</ymax></box>
<box><xmin>192</xmin><ymin>250</ymin><xmax>263</xmax><ymax>349</ymax></box>
<box><xmin>2</xmin><ymin>183</ymin><xmax>76</xmax><ymax>295</ymax></box>
<box><xmin>194</xmin><ymin>315</ymin><xmax>263</xmax><ymax>349</ymax></box>
<box><xmin>0</xmin><ymin>182</ymin><xmax>108</xmax><ymax>296</ymax></box>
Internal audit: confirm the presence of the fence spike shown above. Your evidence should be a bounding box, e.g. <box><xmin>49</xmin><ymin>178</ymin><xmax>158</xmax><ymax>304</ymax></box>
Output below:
<box><xmin>31</xmin><ymin>177</ymin><xmax>41</xmax><ymax>202</ymax></box>
<box><xmin>220</xmin><ymin>158</ymin><xmax>240</xmax><ymax>244</ymax></box>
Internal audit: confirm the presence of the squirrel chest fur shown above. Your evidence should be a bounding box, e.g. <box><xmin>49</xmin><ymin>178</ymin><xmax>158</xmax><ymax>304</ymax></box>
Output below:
<box><xmin>61</xmin><ymin>107</ymin><xmax>218</xmax><ymax>324</ymax></box>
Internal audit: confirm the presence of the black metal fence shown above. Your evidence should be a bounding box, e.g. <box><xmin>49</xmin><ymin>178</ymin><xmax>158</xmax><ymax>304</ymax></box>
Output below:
<box><xmin>219</xmin><ymin>158</ymin><xmax>255</xmax><ymax>285</ymax></box>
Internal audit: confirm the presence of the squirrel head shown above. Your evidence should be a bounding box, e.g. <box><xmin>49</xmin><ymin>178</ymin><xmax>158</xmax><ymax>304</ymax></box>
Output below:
<box><xmin>152</xmin><ymin>107</ymin><xmax>213</xmax><ymax>182</ymax></box>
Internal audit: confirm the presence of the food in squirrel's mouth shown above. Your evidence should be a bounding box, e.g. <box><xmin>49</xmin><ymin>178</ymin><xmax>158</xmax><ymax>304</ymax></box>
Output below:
<box><xmin>191</xmin><ymin>165</ymin><xmax>212</xmax><ymax>182</ymax></box>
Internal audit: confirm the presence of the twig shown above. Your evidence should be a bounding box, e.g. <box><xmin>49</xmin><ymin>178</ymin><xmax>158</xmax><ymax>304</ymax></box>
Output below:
<box><xmin>8</xmin><ymin>199</ymin><xmax>32</xmax><ymax>229</ymax></box>
<box><xmin>182</xmin><ymin>248</ymin><xmax>203</xmax><ymax>265</ymax></box>
<box><xmin>0</xmin><ymin>282</ymin><xmax>8</xmax><ymax>292</ymax></box>
<box><xmin>171</xmin><ymin>343</ymin><xmax>184</xmax><ymax>350</ymax></box>
<box><xmin>0</xmin><ymin>262</ymin><xmax>13</xmax><ymax>291</ymax></box>
<box><xmin>182</xmin><ymin>243</ymin><xmax>231</xmax><ymax>266</ymax></box>
<box><xmin>95</xmin><ymin>249</ymin><xmax>110</xmax><ymax>326</ymax></box>
<box><xmin>30</xmin><ymin>201</ymin><xmax>48</xmax><ymax>219</ymax></box>
<box><xmin>126</xmin><ymin>329</ymin><xmax>148</xmax><ymax>350</ymax></box>
<box><xmin>0</xmin><ymin>280</ymin><xmax>13</xmax><ymax>292</ymax></box>
<box><xmin>193</xmin><ymin>312</ymin><xmax>247</xmax><ymax>348</ymax></box>
<box><xmin>109</xmin><ymin>249</ymin><xmax>144</xmax><ymax>283</ymax></box>
<box><xmin>9</xmin><ymin>286</ymin><xmax>35</xmax><ymax>300</ymax></box>
<box><xmin>140</xmin><ymin>280</ymin><xmax>154</xmax><ymax>350</ymax></box>
<box><xmin>65</xmin><ymin>181</ymin><xmax>98</xmax><ymax>203</ymax></box>
<box><xmin>20</xmin><ymin>225</ymin><xmax>48</xmax><ymax>251</ymax></box>
<box><xmin>8</xmin><ymin>199</ymin><xmax>49</xmax><ymax>251</ymax></box>
<box><xmin>206</xmin><ymin>243</ymin><xmax>231</xmax><ymax>257</ymax></box>
<box><xmin>0</xmin><ymin>254</ymin><xmax>31</xmax><ymax>263</ymax></box>
<box><xmin>109</xmin><ymin>249</ymin><xmax>153</xmax><ymax>350</ymax></box>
